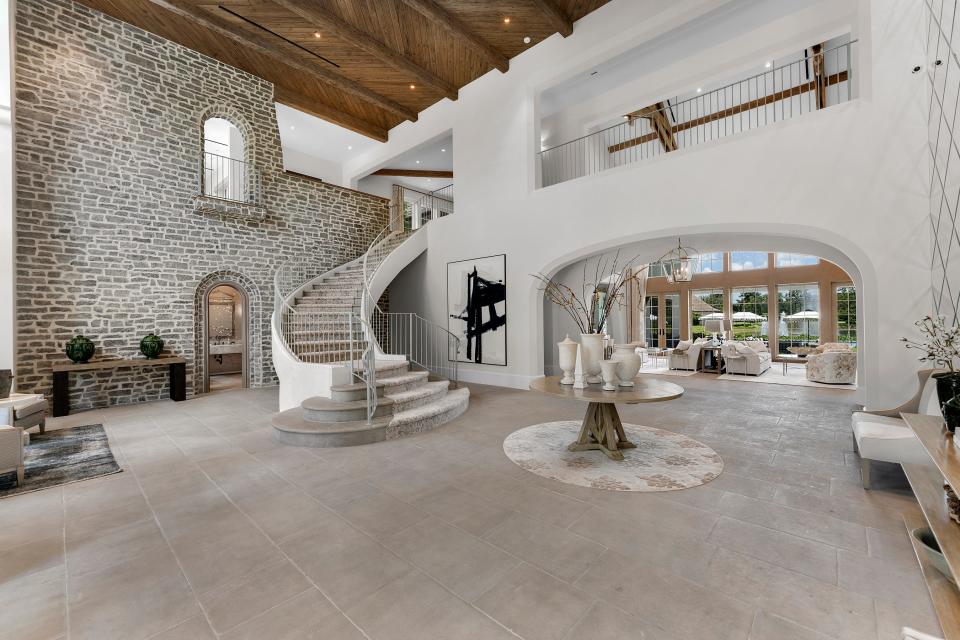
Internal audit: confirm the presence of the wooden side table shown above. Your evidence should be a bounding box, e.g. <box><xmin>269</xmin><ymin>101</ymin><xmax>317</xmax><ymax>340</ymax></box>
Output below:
<box><xmin>51</xmin><ymin>357</ymin><xmax>187</xmax><ymax>416</ymax></box>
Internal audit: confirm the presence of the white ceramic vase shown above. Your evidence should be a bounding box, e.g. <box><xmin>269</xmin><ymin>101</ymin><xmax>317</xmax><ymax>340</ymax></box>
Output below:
<box><xmin>600</xmin><ymin>360</ymin><xmax>620</xmax><ymax>391</ymax></box>
<box><xmin>557</xmin><ymin>335</ymin><xmax>578</xmax><ymax>385</ymax></box>
<box><xmin>614</xmin><ymin>343</ymin><xmax>642</xmax><ymax>387</ymax></box>
<box><xmin>580</xmin><ymin>333</ymin><xmax>604</xmax><ymax>384</ymax></box>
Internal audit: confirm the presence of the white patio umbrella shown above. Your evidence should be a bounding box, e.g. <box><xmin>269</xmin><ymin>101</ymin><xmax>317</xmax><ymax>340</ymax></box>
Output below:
<box><xmin>783</xmin><ymin>310</ymin><xmax>820</xmax><ymax>338</ymax></box>
<box><xmin>699</xmin><ymin>312</ymin><xmax>725</xmax><ymax>321</ymax></box>
<box><xmin>731</xmin><ymin>311</ymin><xmax>765</xmax><ymax>322</ymax></box>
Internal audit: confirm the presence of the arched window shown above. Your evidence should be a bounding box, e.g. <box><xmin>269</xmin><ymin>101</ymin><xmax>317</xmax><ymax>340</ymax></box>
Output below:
<box><xmin>202</xmin><ymin>117</ymin><xmax>248</xmax><ymax>202</ymax></box>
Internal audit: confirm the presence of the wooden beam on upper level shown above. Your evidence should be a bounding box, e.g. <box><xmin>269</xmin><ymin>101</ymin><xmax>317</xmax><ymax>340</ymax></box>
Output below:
<box><xmin>270</xmin><ymin>0</ymin><xmax>459</xmax><ymax>101</ymax></box>
<box><xmin>274</xmin><ymin>87</ymin><xmax>389</xmax><ymax>142</ymax></box>
<box><xmin>141</xmin><ymin>0</ymin><xmax>418</xmax><ymax>123</ymax></box>
<box><xmin>372</xmin><ymin>168</ymin><xmax>454</xmax><ymax>178</ymax></box>
<box><xmin>810</xmin><ymin>43</ymin><xmax>826</xmax><ymax>109</ymax></box>
<box><xmin>398</xmin><ymin>0</ymin><xmax>510</xmax><ymax>73</ymax></box>
<box><xmin>636</xmin><ymin>102</ymin><xmax>676</xmax><ymax>152</ymax></box>
<box><xmin>608</xmin><ymin>70</ymin><xmax>849</xmax><ymax>154</ymax></box>
<box><xmin>530</xmin><ymin>0</ymin><xmax>573</xmax><ymax>37</ymax></box>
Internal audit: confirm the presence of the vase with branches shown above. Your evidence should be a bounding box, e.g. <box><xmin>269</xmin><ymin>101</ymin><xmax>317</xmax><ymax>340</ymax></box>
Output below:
<box><xmin>902</xmin><ymin>316</ymin><xmax>960</xmax><ymax>427</ymax></box>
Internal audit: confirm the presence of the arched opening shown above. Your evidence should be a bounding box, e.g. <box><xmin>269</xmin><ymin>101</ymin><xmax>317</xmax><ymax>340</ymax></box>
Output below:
<box><xmin>202</xmin><ymin>116</ymin><xmax>249</xmax><ymax>202</ymax></box>
<box><xmin>203</xmin><ymin>284</ymin><xmax>248</xmax><ymax>393</ymax></box>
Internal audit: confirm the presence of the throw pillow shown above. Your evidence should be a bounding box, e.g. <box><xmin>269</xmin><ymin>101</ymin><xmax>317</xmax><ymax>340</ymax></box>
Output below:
<box><xmin>734</xmin><ymin>343</ymin><xmax>755</xmax><ymax>356</ymax></box>
<box><xmin>675</xmin><ymin>340</ymin><xmax>692</xmax><ymax>352</ymax></box>
<box><xmin>745</xmin><ymin>341</ymin><xmax>768</xmax><ymax>353</ymax></box>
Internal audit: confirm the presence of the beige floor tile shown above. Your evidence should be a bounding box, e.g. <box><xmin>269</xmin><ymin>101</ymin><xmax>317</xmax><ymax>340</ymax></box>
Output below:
<box><xmin>65</xmin><ymin>498</ymin><xmax>154</xmax><ymax>540</ymax></box>
<box><xmin>0</xmin><ymin>565</ymin><xmax>66</xmax><ymax>640</ymax></box>
<box><xmin>148</xmin><ymin>615</ymin><xmax>216</xmax><ymax>640</ymax></box>
<box><xmin>384</xmin><ymin>517</ymin><xmax>519</xmax><ymax>601</ymax></box>
<box><xmin>866</xmin><ymin>526</ymin><xmax>922</xmax><ymax>570</ymax></box>
<box><xmin>837</xmin><ymin>549</ymin><xmax>930</xmax><ymax>610</ymax></box>
<box><xmin>199</xmin><ymin>559</ymin><xmax>312</xmax><ymax>634</ymax></box>
<box><xmin>482</xmin><ymin>512</ymin><xmax>604</xmax><ymax>583</ymax></box>
<box><xmin>563</xmin><ymin>602</ymin><xmax>676</xmax><ymax>640</ymax></box>
<box><xmin>331</xmin><ymin>490</ymin><xmax>430</xmax><ymax>540</ymax></box>
<box><xmin>707</xmin><ymin>517</ymin><xmax>837</xmax><ymax>583</ymax></box>
<box><xmin>346</xmin><ymin>570</ymin><xmax>516</xmax><ymax>640</ymax></box>
<box><xmin>0</xmin><ymin>535</ymin><xmax>65</xmax><ymax>584</ymax></box>
<box><xmin>874</xmin><ymin>597</ymin><xmax>943</xmax><ymax>640</ymax></box>
<box><xmin>749</xmin><ymin>611</ymin><xmax>833</xmax><ymax>640</ymax></box>
<box><xmin>66</xmin><ymin>516</ymin><xmax>168</xmax><ymax>577</ymax></box>
<box><xmin>574</xmin><ymin>551</ymin><xmax>755</xmax><ymax>640</ymax></box>
<box><xmin>279</xmin><ymin>518</ymin><xmax>414</xmax><ymax>608</ymax></box>
<box><xmin>219</xmin><ymin>588</ymin><xmax>340</xmax><ymax>640</ymax></box>
<box><xmin>475</xmin><ymin>563</ymin><xmax>593</xmax><ymax>640</ymax></box>
<box><xmin>412</xmin><ymin>484</ymin><xmax>514</xmax><ymax>536</ymax></box>
<box><xmin>68</xmin><ymin>545</ymin><xmax>198</xmax><ymax>640</ymax></box>
<box><xmin>233</xmin><ymin>490</ymin><xmax>338</xmax><ymax>543</ymax></box>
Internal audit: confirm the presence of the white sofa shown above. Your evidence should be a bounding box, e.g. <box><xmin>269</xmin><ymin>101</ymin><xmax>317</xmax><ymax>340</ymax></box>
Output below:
<box><xmin>721</xmin><ymin>341</ymin><xmax>772</xmax><ymax>376</ymax></box>
<box><xmin>852</xmin><ymin>369</ymin><xmax>940</xmax><ymax>489</ymax></box>
<box><xmin>806</xmin><ymin>343</ymin><xmax>856</xmax><ymax>384</ymax></box>
<box><xmin>0</xmin><ymin>407</ymin><xmax>25</xmax><ymax>486</ymax></box>
<box><xmin>669</xmin><ymin>338</ymin><xmax>706</xmax><ymax>371</ymax></box>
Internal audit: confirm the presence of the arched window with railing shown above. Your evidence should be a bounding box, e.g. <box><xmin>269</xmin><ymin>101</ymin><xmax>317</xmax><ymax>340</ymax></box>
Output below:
<box><xmin>202</xmin><ymin>117</ymin><xmax>250</xmax><ymax>202</ymax></box>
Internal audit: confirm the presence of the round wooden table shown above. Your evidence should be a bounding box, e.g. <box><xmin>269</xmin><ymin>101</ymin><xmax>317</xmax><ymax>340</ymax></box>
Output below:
<box><xmin>529</xmin><ymin>376</ymin><xmax>684</xmax><ymax>461</ymax></box>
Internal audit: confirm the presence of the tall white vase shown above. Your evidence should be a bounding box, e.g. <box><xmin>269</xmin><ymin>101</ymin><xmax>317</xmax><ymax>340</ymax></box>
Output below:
<box><xmin>614</xmin><ymin>343</ymin><xmax>642</xmax><ymax>387</ymax></box>
<box><xmin>557</xmin><ymin>335</ymin><xmax>578</xmax><ymax>385</ymax></box>
<box><xmin>580</xmin><ymin>333</ymin><xmax>604</xmax><ymax>384</ymax></box>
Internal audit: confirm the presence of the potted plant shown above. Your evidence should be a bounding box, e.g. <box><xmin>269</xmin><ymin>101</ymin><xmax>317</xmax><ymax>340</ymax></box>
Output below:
<box><xmin>902</xmin><ymin>315</ymin><xmax>960</xmax><ymax>430</ymax></box>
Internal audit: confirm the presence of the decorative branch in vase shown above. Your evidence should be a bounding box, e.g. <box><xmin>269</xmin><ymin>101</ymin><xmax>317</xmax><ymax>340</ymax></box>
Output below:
<box><xmin>902</xmin><ymin>315</ymin><xmax>960</xmax><ymax>432</ymax></box>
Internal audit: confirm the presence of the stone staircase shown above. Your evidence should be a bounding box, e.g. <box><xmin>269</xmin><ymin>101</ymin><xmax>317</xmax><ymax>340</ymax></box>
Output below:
<box><xmin>272</xmin><ymin>230</ymin><xmax>469</xmax><ymax>447</ymax></box>
<box><xmin>272</xmin><ymin>359</ymin><xmax>469</xmax><ymax>447</ymax></box>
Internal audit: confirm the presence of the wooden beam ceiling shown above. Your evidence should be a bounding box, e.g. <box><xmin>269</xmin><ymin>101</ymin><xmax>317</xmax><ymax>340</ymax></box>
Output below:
<box><xmin>274</xmin><ymin>87</ymin><xmax>389</xmax><ymax>142</ymax></box>
<box><xmin>398</xmin><ymin>0</ymin><xmax>511</xmax><ymax>73</ymax></box>
<box><xmin>372</xmin><ymin>168</ymin><xmax>454</xmax><ymax>178</ymax></box>
<box><xmin>271</xmin><ymin>0</ymin><xmax>459</xmax><ymax>101</ymax></box>
<box><xmin>530</xmin><ymin>0</ymin><xmax>573</xmax><ymax>37</ymax></box>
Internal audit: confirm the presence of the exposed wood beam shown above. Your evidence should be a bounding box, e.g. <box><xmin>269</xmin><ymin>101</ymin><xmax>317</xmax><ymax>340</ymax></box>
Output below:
<box><xmin>398</xmin><ymin>0</ymin><xmax>509</xmax><ymax>73</ymax></box>
<box><xmin>609</xmin><ymin>70</ymin><xmax>849</xmax><ymax>154</ymax></box>
<box><xmin>372</xmin><ymin>168</ymin><xmax>453</xmax><ymax>178</ymax></box>
<box><xmin>810</xmin><ymin>43</ymin><xmax>826</xmax><ymax>110</ymax></box>
<box><xmin>270</xmin><ymin>0</ymin><xmax>458</xmax><ymax>101</ymax></box>
<box><xmin>529</xmin><ymin>0</ymin><xmax>572</xmax><ymax>37</ymax></box>
<box><xmin>141</xmin><ymin>0</ymin><xmax>417</xmax><ymax>122</ymax></box>
<box><xmin>274</xmin><ymin>87</ymin><xmax>388</xmax><ymax>142</ymax></box>
<box><xmin>636</xmin><ymin>102</ymin><xmax>676</xmax><ymax>152</ymax></box>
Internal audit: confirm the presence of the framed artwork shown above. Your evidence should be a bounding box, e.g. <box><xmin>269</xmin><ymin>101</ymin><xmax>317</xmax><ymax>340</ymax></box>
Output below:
<box><xmin>447</xmin><ymin>254</ymin><xmax>507</xmax><ymax>366</ymax></box>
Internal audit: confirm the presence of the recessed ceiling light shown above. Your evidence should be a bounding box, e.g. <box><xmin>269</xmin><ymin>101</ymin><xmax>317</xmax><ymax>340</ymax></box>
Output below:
<box><xmin>427</xmin><ymin>178</ymin><xmax>432</xmax><ymax>182</ymax></box>
<box><xmin>696</xmin><ymin>87</ymin><xmax>702</xmax><ymax>93</ymax></box>
<box><xmin>347</xmin><ymin>145</ymin><xmax>352</xmax><ymax>150</ymax></box>
<box><xmin>409</xmin><ymin>84</ymin><xmax>416</xmax><ymax>89</ymax></box>
<box><xmin>523</xmin><ymin>36</ymin><xmax>531</xmax><ymax>44</ymax></box>
<box><xmin>441</xmin><ymin>148</ymin><xmax>446</xmax><ymax>152</ymax></box>
<box><xmin>313</xmin><ymin>32</ymin><xmax>321</xmax><ymax>38</ymax></box>
<box><xmin>764</xmin><ymin>60</ymin><xmax>772</xmax><ymax>68</ymax></box>
<box><xmin>416</xmin><ymin>160</ymin><xmax>421</xmax><ymax>164</ymax></box>
<box><xmin>290</xmin><ymin>125</ymin><xmax>295</xmax><ymax>130</ymax></box>
<box><xmin>503</xmin><ymin>17</ymin><xmax>511</xmax><ymax>24</ymax></box>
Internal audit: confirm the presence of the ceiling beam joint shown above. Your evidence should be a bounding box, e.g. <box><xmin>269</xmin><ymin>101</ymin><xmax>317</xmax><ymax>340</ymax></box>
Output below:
<box><xmin>398</xmin><ymin>0</ymin><xmax>509</xmax><ymax>73</ymax></box>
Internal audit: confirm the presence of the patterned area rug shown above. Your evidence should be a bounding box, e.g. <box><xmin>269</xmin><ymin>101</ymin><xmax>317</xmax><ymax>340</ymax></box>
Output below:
<box><xmin>503</xmin><ymin>421</ymin><xmax>723</xmax><ymax>492</ymax></box>
<box><xmin>0</xmin><ymin>425</ymin><xmax>121</xmax><ymax>498</ymax></box>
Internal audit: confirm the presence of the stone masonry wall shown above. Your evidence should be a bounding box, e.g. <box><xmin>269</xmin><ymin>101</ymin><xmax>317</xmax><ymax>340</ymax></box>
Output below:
<box><xmin>15</xmin><ymin>0</ymin><xmax>389</xmax><ymax>411</ymax></box>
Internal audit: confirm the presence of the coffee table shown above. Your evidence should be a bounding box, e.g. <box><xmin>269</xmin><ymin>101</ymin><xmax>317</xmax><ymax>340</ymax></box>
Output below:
<box><xmin>779</xmin><ymin>354</ymin><xmax>807</xmax><ymax>375</ymax></box>
<box><xmin>529</xmin><ymin>376</ymin><xmax>684</xmax><ymax>461</ymax></box>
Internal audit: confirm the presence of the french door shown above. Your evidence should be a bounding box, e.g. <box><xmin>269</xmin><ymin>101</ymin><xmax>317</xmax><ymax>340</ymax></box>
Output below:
<box><xmin>643</xmin><ymin>294</ymin><xmax>680</xmax><ymax>348</ymax></box>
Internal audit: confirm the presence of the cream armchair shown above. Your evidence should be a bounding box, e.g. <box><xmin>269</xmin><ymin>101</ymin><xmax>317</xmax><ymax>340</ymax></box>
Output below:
<box><xmin>721</xmin><ymin>341</ymin><xmax>771</xmax><ymax>376</ymax></box>
<box><xmin>0</xmin><ymin>408</ymin><xmax>25</xmax><ymax>486</ymax></box>
<box><xmin>669</xmin><ymin>339</ymin><xmax>704</xmax><ymax>371</ymax></box>
<box><xmin>806</xmin><ymin>345</ymin><xmax>856</xmax><ymax>384</ymax></box>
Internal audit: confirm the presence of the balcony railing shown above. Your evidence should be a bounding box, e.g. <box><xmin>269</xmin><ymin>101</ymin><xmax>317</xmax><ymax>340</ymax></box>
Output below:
<box><xmin>200</xmin><ymin>151</ymin><xmax>261</xmax><ymax>204</ymax></box>
<box><xmin>538</xmin><ymin>41</ymin><xmax>857</xmax><ymax>187</ymax></box>
<box><xmin>395</xmin><ymin>184</ymin><xmax>454</xmax><ymax>230</ymax></box>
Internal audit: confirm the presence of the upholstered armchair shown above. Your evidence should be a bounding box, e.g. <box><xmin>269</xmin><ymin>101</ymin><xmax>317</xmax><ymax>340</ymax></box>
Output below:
<box><xmin>668</xmin><ymin>339</ymin><xmax>704</xmax><ymax>371</ymax></box>
<box><xmin>0</xmin><ymin>408</ymin><xmax>25</xmax><ymax>486</ymax></box>
<box><xmin>806</xmin><ymin>345</ymin><xmax>856</xmax><ymax>384</ymax></box>
<box><xmin>721</xmin><ymin>341</ymin><xmax>771</xmax><ymax>375</ymax></box>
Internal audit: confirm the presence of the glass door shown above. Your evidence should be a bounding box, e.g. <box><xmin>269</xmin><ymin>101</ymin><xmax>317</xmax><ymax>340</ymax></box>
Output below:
<box><xmin>664</xmin><ymin>294</ymin><xmax>681</xmax><ymax>348</ymax></box>
<box><xmin>643</xmin><ymin>295</ymin><xmax>659</xmax><ymax>348</ymax></box>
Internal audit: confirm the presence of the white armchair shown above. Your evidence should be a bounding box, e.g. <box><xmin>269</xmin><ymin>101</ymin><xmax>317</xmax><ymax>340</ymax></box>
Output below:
<box><xmin>669</xmin><ymin>339</ymin><xmax>704</xmax><ymax>371</ymax></box>
<box><xmin>0</xmin><ymin>407</ymin><xmax>25</xmax><ymax>486</ymax></box>
<box><xmin>721</xmin><ymin>341</ymin><xmax>771</xmax><ymax>376</ymax></box>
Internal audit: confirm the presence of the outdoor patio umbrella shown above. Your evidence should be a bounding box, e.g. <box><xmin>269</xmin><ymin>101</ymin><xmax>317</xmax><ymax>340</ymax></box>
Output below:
<box><xmin>730</xmin><ymin>311</ymin><xmax>765</xmax><ymax>322</ymax></box>
<box><xmin>783</xmin><ymin>310</ymin><xmax>820</xmax><ymax>340</ymax></box>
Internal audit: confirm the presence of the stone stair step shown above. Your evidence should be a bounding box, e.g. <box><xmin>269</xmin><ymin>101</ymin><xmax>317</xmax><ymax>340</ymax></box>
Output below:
<box><xmin>387</xmin><ymin>387</ymin><xmax>470</xmax><ymax>439</ymax></box>
<box><xmin>300</xmin><ymin>395</ymin><xmax>394</xmax><ymax>422</ymax></box>
<box><xmin>272</xmin><ymin>410</ymin><xmax>390</xmax><ymax>447</ymax></box>
<box><xmin>386</xmin><ymin>380</ymin><xmax>450</xmax><ymax>413</ymax></box>
<box><xmin>330</xmin><ymin>370</ymin><xmax>428</xmax><ymax>401</ymax></box>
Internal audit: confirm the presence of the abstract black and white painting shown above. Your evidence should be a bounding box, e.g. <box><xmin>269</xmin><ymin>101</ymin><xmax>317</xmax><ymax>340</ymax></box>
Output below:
<box><xmin>447</xmin><ymin>254</ymin><xmax>507</xmax><ymax>365</ymax></box>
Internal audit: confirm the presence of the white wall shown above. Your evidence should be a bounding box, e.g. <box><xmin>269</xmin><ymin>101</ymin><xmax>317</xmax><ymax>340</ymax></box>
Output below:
<box><xmin>358</xmin><ymin>0</ymin><xmax>928</xmax><ymax>409</ymax></box>
<box><xmin>281</xmin><ymin>147</ymin><xmax>343</xmax><ymax>184</ymax></box>
<box><xmin>0</xmin><ymin>0</ymin><xmax>14</xmax><ymax>374</ymax></box>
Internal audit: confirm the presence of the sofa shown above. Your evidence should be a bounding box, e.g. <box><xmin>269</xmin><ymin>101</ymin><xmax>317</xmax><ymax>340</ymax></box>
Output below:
<box><xmin>721</xmin><ymin>340</ymin><xmax>772</xmax><ymax>376</ymax></box>
<box><xmin>0</xmin><ymin>407</ymin><xmax>25</xmax><ymax>487</ymax></box>
<box><xmin>669</xmin><ymin>338</ymin><xmax>706</xmax><ymax>371</ymax></box>
<box><xmin>806</xmin><ymin>343</ymin><xmax>856</xmax><ymax>384</ymax></box>
<box><xmin>851</xmin><ymin>369</ymin><xmax>939</xmax><ymax>489</ymax></box>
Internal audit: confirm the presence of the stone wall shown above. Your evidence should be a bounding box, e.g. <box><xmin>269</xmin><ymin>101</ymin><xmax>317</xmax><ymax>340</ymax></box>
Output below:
<box><xmin>14</xmin><ymin>0</ymin><xmax>389</xmax><ymax>411</ymax></box>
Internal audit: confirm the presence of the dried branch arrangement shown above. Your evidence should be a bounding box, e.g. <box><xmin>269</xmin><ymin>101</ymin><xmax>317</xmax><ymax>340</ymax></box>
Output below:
<box><xmin>902</xmin><ymin>315</ymin><xmax>960</xmax><ymax>372</ymax></box>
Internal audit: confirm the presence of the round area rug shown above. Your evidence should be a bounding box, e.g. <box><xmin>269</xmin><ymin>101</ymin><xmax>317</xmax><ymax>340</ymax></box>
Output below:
<box><xmin>503</xmin><ymin>421</ymin><xmax>723</xmax><ymax>492</ymax></box>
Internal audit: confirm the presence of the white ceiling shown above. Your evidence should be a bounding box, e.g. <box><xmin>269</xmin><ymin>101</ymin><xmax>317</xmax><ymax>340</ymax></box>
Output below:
<box><xmin>377</xmin><ymin>135</ymin><xmax>453</xmax><ymax>172</ymax></box>
<box><xmin>274</xmin><ymin>102</ymin><xmax>383</xmax><ymax>165</ymax></box>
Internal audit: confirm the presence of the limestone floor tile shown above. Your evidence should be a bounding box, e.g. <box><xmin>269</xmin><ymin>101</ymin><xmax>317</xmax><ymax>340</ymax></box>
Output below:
<box><xmin>837</xmin><ymin>548</ymin><xmax>931</xmax><ymax>611</ymax></box>
<box><xmin>707</xmin><ymin>517</ymin><xmax>837</xmax><ymax>584</ymax></box>
<box><xmin>452</xmin><ymin>468</ymin><xmax>591</xmax><ymax>528</ymax></box>
<box><xmin>772</xmin><ymin>484</ymin><xmax>909</xmax><ymax>534</ymax></box>
<box><xmin>383</xmin><ymin>517</ymin><xmax>519</xmax><ymax>601</ymax></box>
<box><xmin>0</xmin><ymin>565</ymin><xmax>66</xmax><ymax>640</ymax></box>
<box><xmin>62</xmin><ymin>472</ymin><xmax>145</xmax><ymax>520</ymax></box>
<box><xmin>874</xmin><ymin>597</ymin><xmax>943</xmax><ymax>640</ymax></box>
<box><xmin>137</xmin><ymin>467</ymin><xmax>220</xmax><ymax>506</ymax></box>
<box><xmin>474</xmin><ymin>563</ymin><xmax>593</xmax><ymax>640</ymax></box>
<box><xmin>232</xmin><ymin>490</ymin><xmax>338</xmax><ymax>543</ymax></box>
<box><xmin>568</xmin><ymin>506</ymin><xmax>718</xmax><ymax>582</ymax></box>
<box><xmin>482</xmin><ymin>512</ymin><xmax>604</xmax><ymax>583</ymax></box>
<box><xmin>66</xmin><ymin>516</ymin><xmax>168</xmax><ymax>578</ymax></box>
<box><xmin>0</xmin><ymin>498</ymin><xmax>64</xmax><ymax>548</ymax></box>
<box><xmin>278</xmin><ymin>518</ymin><xmax>414</xmax><ymax>609</ymax></box>
<box><xmin>829</xmin><ymin>477</ymin><xmax>918</xmax><ymax>511</ymax></box>
<box><xmin>67</xmin><ymin>545</ymin><xmax>198</xmax><ymax>640</ymax></box>
<box><xmin>331</xmin><ymin>490</ymin><xmax>430</xmax><ymax>540</ymax></box>
<box><xmin>411</xmin><ymin>484</ymin><xmax>514</xmax><ymax>537</ymax></box>
<box><xmin>346</xmin><ymin>570</ymin><xmax>516</xmax><ymax>640</ymax></box>
<box><xmin>147</xmin><ymin>615</ymin><xmax>216</xmax><ymax>639</ymax></box>
<box><xmin>563</xmin><ymin>602</ymin><xmax>676</xmax><ymax>640</ymax></box>
<box><xmin>198</xmin><ymin>559</ymin><xmax>312</xmax><ymax>634</ymax></box>
<box><xmin>714</xmin><ymin>492</ymin><xmax>867</xmax><ymax>552</ymax></box>
<box><xmin>866</xmin><ymin>526</ymin><xmax>924</xmax><ymax>571</ymax></box>
<box><xmin>0</xmin><ymin>534</ymin><xmax>64</xmax><ymax>584</ymax></box>
<box><xmin>218</xmin><ymin>588</ymin><xmax>342</xmax><ymax>640</ymax></box>
<box><xmin>65</xmin><ymin>498</ymin><xmax>154</xmax><ymax>540</ymax></box>
<box><xmin>749</xmin><ymin>611</ymin><xmax>833</xmax><ymax>640</ymax></box>
<box><xmin>574</xmin><ymin>550</ymin><xmax>756</xmax><ymax>640</ymax></box>
<box><xmin>700</xmin><ymin>548</ymin><xmax>875</xmax><ymax>640</ymax></box>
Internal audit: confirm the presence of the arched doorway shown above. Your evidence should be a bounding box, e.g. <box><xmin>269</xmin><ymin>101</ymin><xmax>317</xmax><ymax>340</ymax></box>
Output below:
<box><xmin>204</xmin><ymin>284</ymin><xmax>248</xmax><ymax>393</ymax></box>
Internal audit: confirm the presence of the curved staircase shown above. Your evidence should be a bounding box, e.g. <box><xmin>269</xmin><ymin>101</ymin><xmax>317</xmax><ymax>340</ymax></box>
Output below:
<box><xmin>271</xmin><ymin>193</ymin><xmax>468</xmax><ymax>447</ymax></box>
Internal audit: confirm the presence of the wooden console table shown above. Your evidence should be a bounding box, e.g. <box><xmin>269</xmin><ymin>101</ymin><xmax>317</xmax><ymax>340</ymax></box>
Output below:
<box><xmin>900</xmin><ymin>413</ymin><xmax>960</xmax><ymax>639</ymax></box>
<box><xmin>51</xmin><ymin>357</ymin><xmax>187</xmax><ymax>417</ymax></box>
